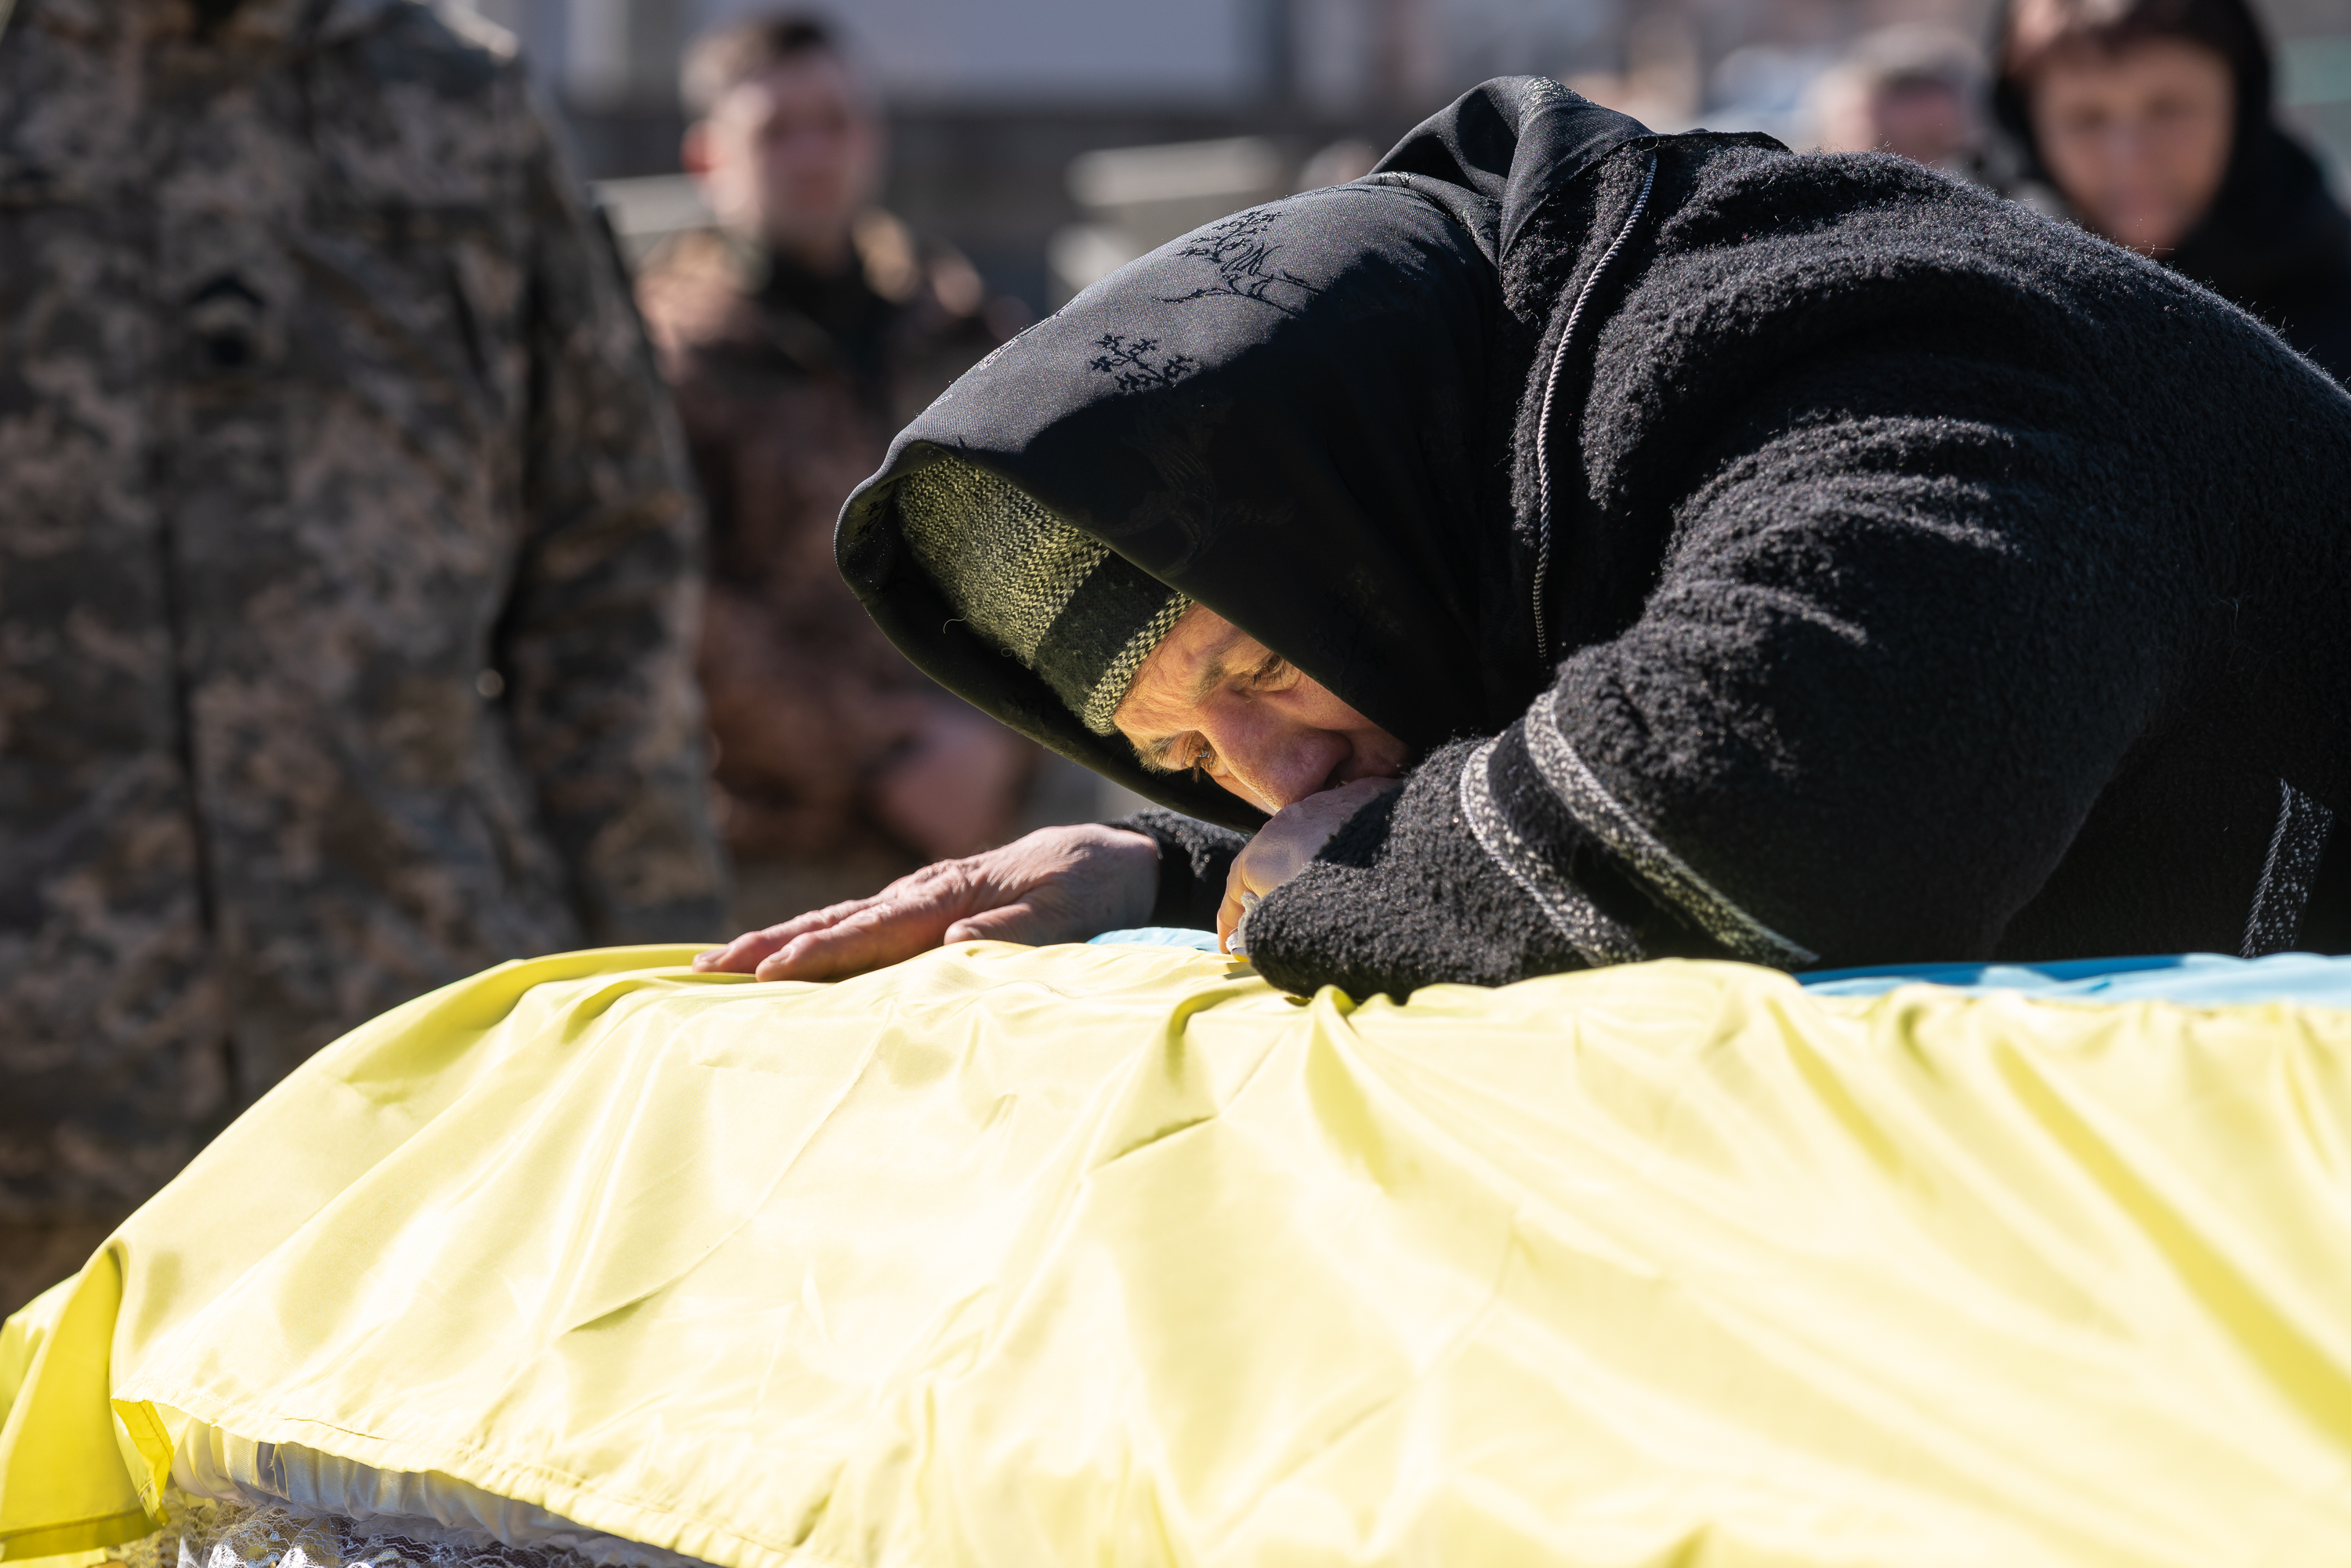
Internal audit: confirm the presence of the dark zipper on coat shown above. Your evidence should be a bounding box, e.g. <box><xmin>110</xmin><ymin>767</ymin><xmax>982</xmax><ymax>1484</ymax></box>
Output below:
<box><xmin>1531</xmin><ymin>150</ymin><xmax>1658</xmax><ymax>672</ymax></box>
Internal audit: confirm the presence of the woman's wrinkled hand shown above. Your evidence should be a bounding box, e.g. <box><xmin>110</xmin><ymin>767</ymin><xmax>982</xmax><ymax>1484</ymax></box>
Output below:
<box><xmin>692</xmin><ymin>824</ymin><xmax>1161</xmax><ymax>983</ymax></box>
<box><xmin>1217</xmin><ymin>777</ymin><xmax>1403</xmax><ymax>955</ymax></box>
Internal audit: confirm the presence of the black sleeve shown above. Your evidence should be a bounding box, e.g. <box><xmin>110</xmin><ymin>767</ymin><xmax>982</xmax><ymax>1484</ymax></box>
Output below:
<box><xmin>1246</xmin><ymin>339</ymin><xmax>2171</xmax><ymax>998</ymax></box>
<box><xmin>1108</xmin><ymin>808</ymin><xmax>1249</xmax><ymax>929</ymax></box>
<box><xmin>1242</xmin><ymin>737</ymin><xmax>1713</xmax><ymax>996</ymax></box>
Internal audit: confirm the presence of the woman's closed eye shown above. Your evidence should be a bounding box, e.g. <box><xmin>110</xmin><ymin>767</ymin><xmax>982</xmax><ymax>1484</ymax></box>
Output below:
<box><xmin>1143</xmin><ymin>732</ymin><xmax>1223</xmax><ymax>777</ymax></box>
<box><xmin>1241</xmin><ymin>651</ymin><xmax>1299</xmax><ymax>692</ymax></box>
<box><xmin>1133</xmin><ymin>651</ymin><xmax>1295</xmax><ymax>775</ymax></box>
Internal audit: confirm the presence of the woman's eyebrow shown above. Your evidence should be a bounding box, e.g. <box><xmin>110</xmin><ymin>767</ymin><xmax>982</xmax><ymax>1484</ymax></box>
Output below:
<box><xmin>1184</xmin><ymin>650</ymin><xmax>1235</xmax><ymax>708</ymax></box>
<box><xmin>1181</xmin><ymin>643</ymin><xmax>1283</xmax><ymax>708</ymax></box>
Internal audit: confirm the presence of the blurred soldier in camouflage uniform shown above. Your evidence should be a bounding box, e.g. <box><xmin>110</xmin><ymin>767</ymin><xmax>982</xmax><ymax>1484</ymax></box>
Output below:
<box><xmin>636</xmin><ymin>16</ymin><xmax>1034</xmax><ymax>919</ymax></box>
<box><xmin>0</xmin><ymin>0</ymin><xmax>727</xmax><ymax>1308</ymax></box>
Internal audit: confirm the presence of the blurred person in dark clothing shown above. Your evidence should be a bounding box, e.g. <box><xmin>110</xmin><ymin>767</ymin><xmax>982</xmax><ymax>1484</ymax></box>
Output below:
<box><xmin>1993</xmin><ymin>0</ymin><xmax>2351</xmax><ymax>381</ymax></box>
<box><xmin>1813</xmin><ymin>26</ymin><xmax>1986</xmax><ymax>172</ymax></box>
<box><xmin>637</xmin><ymin>15</ymin><xmax>1035</xmax><ymax>911</ymax></box>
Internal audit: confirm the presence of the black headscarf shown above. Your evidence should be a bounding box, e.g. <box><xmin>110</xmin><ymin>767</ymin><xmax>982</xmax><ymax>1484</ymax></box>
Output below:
<box><xmin>837</xmin><ymin>78</ymin><xmax>1652</xmax><ymax>831</ymax></box>
<box><xmin>1988</xmin><ymin>0</ymin><xmax>2351</xmax><ymax>380</ymax></box>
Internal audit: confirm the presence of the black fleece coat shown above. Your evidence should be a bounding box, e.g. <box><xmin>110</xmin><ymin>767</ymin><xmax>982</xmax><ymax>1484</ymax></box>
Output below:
<box><xmin>843</xmin><ymin>81</ymin><xmax>2351</xmax><ymax>999</ymax></box>
<box><xmin>1124</xmin><ymin>114</ymin><xmax>2351</xmax><ymax>997</ymax></box>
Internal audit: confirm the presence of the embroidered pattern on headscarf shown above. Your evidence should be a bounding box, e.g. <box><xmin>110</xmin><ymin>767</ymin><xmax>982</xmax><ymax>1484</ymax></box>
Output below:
<box><xmin>1161</xmin><ymin>209</ymin><xmax>1323</xmax><ymax>313</ymax></box>
<box><xmin>1090</xmin><ymin>335</ymin><xmax>1199</xmax><ymax>392</ymax></box>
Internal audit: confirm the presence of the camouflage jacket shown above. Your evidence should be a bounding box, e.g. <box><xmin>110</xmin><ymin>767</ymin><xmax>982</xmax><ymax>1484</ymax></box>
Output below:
<box><xmin>0</xmin><ymin>0</ymin><xmax>726</xmax><ymax>1226</ymax></box>
<box><xmin>636</xmin><ymin>221</ymin><xmax>1004</xmax><ymax>860</ymax></box>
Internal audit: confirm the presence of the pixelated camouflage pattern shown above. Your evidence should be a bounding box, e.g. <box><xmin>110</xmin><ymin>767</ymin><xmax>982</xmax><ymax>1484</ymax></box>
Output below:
<box><xmin>0</xmin><ymin>0</ymin><xmax>726</xmax><ymax>1226</ymax></box>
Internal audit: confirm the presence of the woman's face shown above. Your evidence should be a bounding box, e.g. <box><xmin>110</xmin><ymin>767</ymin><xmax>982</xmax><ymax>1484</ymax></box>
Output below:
<box><xmin>2029</xmin><ymin>38</ymin><xmax>2235</xmax><ymax>255</ymax></box>
<box><xmin>1114</xmin><ymin>605</ymin><xmax>1411</xmax><ymax>813</ymax></box>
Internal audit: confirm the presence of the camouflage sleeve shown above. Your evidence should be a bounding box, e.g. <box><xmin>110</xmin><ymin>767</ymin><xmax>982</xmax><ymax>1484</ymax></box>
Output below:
<box><xmin>502</xmin><ymin>100</ymin><xmax>729</xmax><ymax>944</ymax></box>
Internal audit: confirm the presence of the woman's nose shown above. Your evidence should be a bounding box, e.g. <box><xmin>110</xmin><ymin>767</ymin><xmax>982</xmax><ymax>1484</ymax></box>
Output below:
<box><xmin>1209</xmin><ymin>715</ymin><xmax>1349</xmax><ymax>813</ymax></box>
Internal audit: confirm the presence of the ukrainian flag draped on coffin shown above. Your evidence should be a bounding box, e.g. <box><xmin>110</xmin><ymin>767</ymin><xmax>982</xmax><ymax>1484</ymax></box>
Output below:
<box><xmin>6</xmin><ymin>941</ymin><xmax>2351</xmax><ymax>1567</ymax></box>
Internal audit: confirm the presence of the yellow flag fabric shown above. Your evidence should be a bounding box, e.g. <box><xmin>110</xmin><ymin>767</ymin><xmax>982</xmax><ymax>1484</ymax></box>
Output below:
<box><xmin>7</xmin><ymin>941</ymin><xmax>2351</xmax><ymax>1568</ymax></box>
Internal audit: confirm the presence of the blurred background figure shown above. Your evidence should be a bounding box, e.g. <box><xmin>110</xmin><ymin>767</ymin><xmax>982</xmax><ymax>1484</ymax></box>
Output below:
<box><xmin>462</xmin><ymin>0</ymin><xmax>2351</xmax><ymax>331</ymax></box>
<box><xmin>0</xmin><ymin>0</ymin><xmax>725</xmax><ymax>1312</ymax></box>
<box><xmin>635</xmin><ymin>15</ymin><xmax>1040</xmax><ymax>925</ymax></box>
<box><xmin>1992</xmin><ymin>0</ymin><xmax>2351</xmax><ymax>378</ymax></box>
<box><xmin>1811</xmin><ymin>24</ymin><xmax>1987</xmax><ymax>168</ymax></box>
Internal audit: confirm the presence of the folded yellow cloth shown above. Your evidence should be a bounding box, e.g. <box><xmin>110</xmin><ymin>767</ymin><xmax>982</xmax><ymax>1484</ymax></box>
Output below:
<box><xmin>6</xmin><ymin>942</ymin><xmax>2351</xmax><ymax>1567</ymax></box>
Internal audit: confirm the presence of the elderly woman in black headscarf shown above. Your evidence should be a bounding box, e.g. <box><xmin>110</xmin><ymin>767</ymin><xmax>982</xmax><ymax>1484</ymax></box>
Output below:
<box><xmin>1991</xmin><ymin>0</ymin><xmax>2351</xmax><ymax>381</ymax></box>
<box><xmin>697</xmin><ymin>78</ymin><xmax>2351</xmax><ymax>1000</ymax></box>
